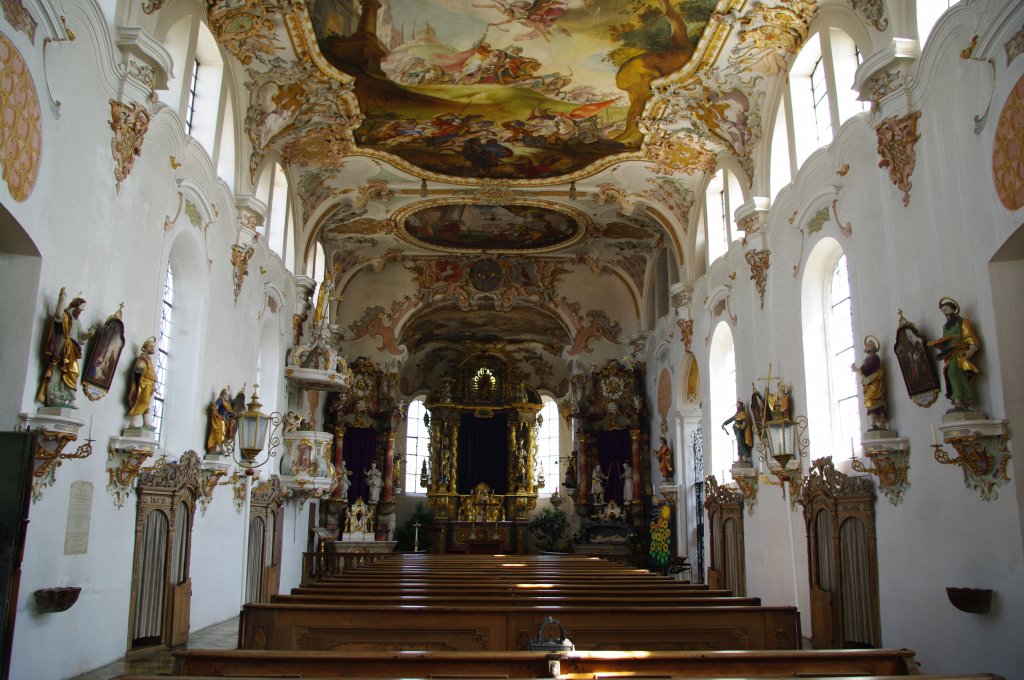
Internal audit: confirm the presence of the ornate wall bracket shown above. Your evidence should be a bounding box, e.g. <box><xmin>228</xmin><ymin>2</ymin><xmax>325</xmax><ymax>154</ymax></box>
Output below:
<box><xmin>230</xmin><ymin>242</ymin><xmax>255</xmax><ymax>303</ymax></box>
<box><xmin>106</xmin><ymin>434</ymin><xmax>158</xmax><ymax>508</ymax></box>
<box><xmin>730</xmin><ymin>465</ymin><xmax>758</xmax><ymax>515</ymax></box>
<box><xmin>108</xmin><ymin>99</ymin><xmax>150</xmax><ymax>192</ymax></box>
<box><xmin>18</xmin><ymin>409</ymin><xmax>91</xmax><ymax>502</ymax></box>
<box><xmin>766</xmin><ymin>459</ymin><xmax>803</xmax><ymax>508</ymax></box>
<box><xmin>851</xmin><ymin>436</ymin><xmax>910</xmax><ymax>506</ymax></box>
<box><xmin>198</xmin><ymin>460</ymin><xmax>230</xmax><ymax>515</ymax></box>
<box><xmin>745</xmin><ymin>248</ymin><xmax>771</xmax><ymax>310</ymax></box>
<box><xmin>932</xmin><ymin>419</ymin><xmax>1011</xmax><ymax>501</ymax></box>
<box><xmin>876</xmin><ymin>111</ymin><xmax>922</xmax><ymax>207</ymax></box>
<box><xmin>223</xmin><ymin>470</ymin><xmax>259</xmax><ymax>513</ymax></box>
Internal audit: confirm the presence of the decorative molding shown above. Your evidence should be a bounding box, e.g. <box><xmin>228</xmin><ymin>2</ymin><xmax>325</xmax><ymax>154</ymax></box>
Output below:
<box><xmin>231</xmin><ymin>243</ymin><xmax>255</xmax><ymax>303</ymax></box>
<box><xmin>831</xmin><ymin>199</ymin><xmax>853</xmax><ymax>238</ymax></box>
<box><xmin>993</xmin><ymin>73</ymin><xmax>1024</xmax><ymax>211</ymax></box>
<box><xmin>933</xmin><ymin>419</ymin><xmax>1012</xmax><ymax>501</ymax></box>
<box><xmin>0</xmin><ymin>34</ymin><xmax>42</xmax><ymax>202</ymax></box>
<box><xmin>677</xmin><ymin>318</ymin><xmax>693</xmax><ymax>353</ymax></box>
<box><xmin>138</xmin><ymin>450</ymin><xmax>202</xmax><ymax>491</ymax></box>
<box><xmin>18</xmin><ymin>409</ymin><xmax>91</xmax><ymax>502</ymax></box>
<box><xmin>352</xmin><ymin>179</ymin><xmax>394</xmax><ymax>212</ymax></box>
<box><xmin>851</xmin><ymin>0</ymin><xmax>888</xmax><ymax>32</ymax></box>
<box><xmin>876</xmin><ymin>111</ymin><xmax>922</xmax><ymax>207</ymax></box>
<box><xmin>198</xmin><ymin>461</ymin><xmax>229</xmax><ymax>515</ymax></box>
<box><xmin>2</xmin><ymin>0</ymin><xmax>37</xmax><ymax>43</ymax></box>
<box><xmin>108</xmin><ymin>100</ymin><xmax>150</xmax><ymax>192</ymax></box>
<box><xmin>1007</xmin><ymin>23</ymin><xmax>1024</xmax><ymax>66</ymax></box>
<box><xmin>745</xmin><ymin>249</ymin><xmax>770</xmax><ymax>310</ymax></box>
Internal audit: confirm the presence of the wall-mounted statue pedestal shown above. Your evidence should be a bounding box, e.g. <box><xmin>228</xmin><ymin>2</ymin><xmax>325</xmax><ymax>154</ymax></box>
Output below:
<box><xmin>852</xmin><ymin>430</ymin><xmax>910</xmax><ymax>506</ymax></box>
<box><xmin>18</xmin><ymin>408</ymin><xmax>90</xmax><ymax>502</ymax></box>
<box><xmin>933</xmin><ymin>413</ymin><xmax>1011</xmax><ymax>501</ymax></box>
<box><xmin>730</xmin><ymin>465</ymin><xmax>758</xmax><ymax>515</ymax></box>
<box><xmin>107</xmin><ymin>429</ymin><xmax>159</xmax><ymax>508</ymax></box>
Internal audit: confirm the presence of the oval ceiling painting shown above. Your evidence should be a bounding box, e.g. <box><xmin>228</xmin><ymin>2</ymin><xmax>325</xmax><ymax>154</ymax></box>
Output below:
<box><xmin>310</xmin><ymin>0</ymin><xmax>716</xmax><ymax>179</ymax></box>
<box><xmin>403</xmin><ymin>203</ymin><xmax>581</xmax><ymax>251</ymax></box>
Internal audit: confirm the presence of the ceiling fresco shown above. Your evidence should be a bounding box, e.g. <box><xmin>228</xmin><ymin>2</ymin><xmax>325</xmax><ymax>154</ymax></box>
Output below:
<box><xmin>401</xmin><ymin>202</ymin><xmax>581</xmax><ymax>251</ymax></box>
<box><xmin>197</xmin><ymin>0</ymin><xmax>822</xmax><ymax>393</ymax></box>
<box><xmin>309</xmin><ymin>0</ymin><xmax>717</xmax><ymax>178</ymax></box>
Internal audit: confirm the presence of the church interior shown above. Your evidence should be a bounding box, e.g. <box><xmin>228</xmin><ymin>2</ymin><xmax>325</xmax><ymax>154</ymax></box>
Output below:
<box><xmin>1</xmin><ymin>0</ymin><xmax>1023</xmax><ymax>678</ymax></box>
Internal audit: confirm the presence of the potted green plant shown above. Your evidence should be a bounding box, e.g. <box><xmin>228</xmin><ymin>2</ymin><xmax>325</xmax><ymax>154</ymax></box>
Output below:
<box><xmin>527</xmin><ymin>507</ymin><xmax>570</xmax><ymax>553</ymax></box>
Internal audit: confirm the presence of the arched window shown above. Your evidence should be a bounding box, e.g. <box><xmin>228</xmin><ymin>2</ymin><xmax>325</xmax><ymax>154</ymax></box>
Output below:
<box><xmin>918</xmin><ymin>0</ymin><xmax>962</xmax><ymax>49</ymax></box>
<box><xmin>266</xmin><ymin>163</ymin><xmax>291</xmax><ymax>264</ymax></box>
<box><xmin>709</xmin><ymin>322</ymin><xmax>737</xmax><ymax>482</ymax></box>
<box><xmin>769</xmin><ymin>90</ymin><xmax>794</xmax><ymax>200</ymax></box>
<box><xmin>152</xmin><ymin>264</ymin><xmax>173</xmax><ymax>437</ymax></box>
<box><xmin>790</xmin><ymin>28</ymin><xmax>867</xmax><ymax>167</ymax></box>
<box><xmin>403</xmin><ymin>397</ymin><xmax>429</xmax><ymax>494</ymax></box>
<box><xmin>704</xmin><ymin>170</ymin><xmax>729</xmax><ymax>264</ymax></box>
<box><xmin>536</xmin><ymin>397</ymin><xmax>560</xmax><ymax>492</ymax></box>
<box><xmin>802</xmin><ymin>238</ymin><xmax>859</xmax><ymax>459</ymax></box>
<box><xmin>306</xmin><ymin>241</ymin><xmax>326</xmax><ymax>282</ymax></box>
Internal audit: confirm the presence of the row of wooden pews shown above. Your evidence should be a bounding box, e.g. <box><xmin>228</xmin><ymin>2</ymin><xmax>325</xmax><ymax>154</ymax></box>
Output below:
<box><xmin>123</xmin><ymin>553</ymin><xmax>1003</xmax><ymax>679</ymax></box>
<box><xmin>240</xmin><ymin>553</ymin><xmax>802</xmax><ymax>653</ymax></box>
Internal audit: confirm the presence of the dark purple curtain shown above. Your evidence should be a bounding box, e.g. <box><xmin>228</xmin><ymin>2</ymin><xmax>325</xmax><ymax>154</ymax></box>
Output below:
<box><xmin>457</xmin><ymin>413</ymin><xmax>509</xmax><ymax>494</ymax></box>
<box><xmin>343</xmin><ymin>427</ymin><xmax>378</xmax><ymax>503</ymax></box>
<box><xmin>596</xmin><ymin>429</ymin><xmax>630</xmax><ymax>504</ymax></box>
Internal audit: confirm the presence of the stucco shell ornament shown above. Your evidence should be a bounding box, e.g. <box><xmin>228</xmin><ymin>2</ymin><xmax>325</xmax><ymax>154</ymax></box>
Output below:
<box><xmin>0</xmin><ymin>32</ymin><xmax>42</xmax><ymax>202</ymax></box>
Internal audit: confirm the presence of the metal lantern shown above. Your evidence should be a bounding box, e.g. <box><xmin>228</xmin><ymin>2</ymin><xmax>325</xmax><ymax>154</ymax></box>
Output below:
<box><xmin>235</xmin><ymin>385</ymin><xmax>271</xmax><ymax>467</ymax></box>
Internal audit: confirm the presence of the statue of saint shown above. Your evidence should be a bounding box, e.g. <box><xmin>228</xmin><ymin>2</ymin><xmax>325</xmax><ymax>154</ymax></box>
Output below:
<box><xmin>365</xmin><ymin>461</ymin><xmax>384</xmax><ymax>504</ymax></box>
<box><xmin>852</xmin><ymin>335</ymin><xmax>889</xmax><ymax>430</ymax></box>
<box><xmin>127</xmin><ymin>336</ymin><xmax>158</xmax><ymax>430</ymax></box>
<box><xmin>206</xmin><ymin>386</ymin><xmax>243</xmax><ymax>454</ymax></box>
<box><xmin>929</xmin><ymin>297</ymin><xmax>981</xmax><ymax>411</ymax></box>
<box><xmin>591</xmin><ymin>463</ymin><xmax>607</xmax><ymax>504</ymax></box>
<box><xmin>37</xmin><ymin>288</ymin><xmax>97</xmax><ymax>408</ymax></box>
<box><xmin>621</xmin><ymin>462</ymin><xmax>634</xmax><ymax>504</ymax></box>
<box><xmin>337</xmin><ymin>460</ymin><xmax>352</xmax><ymax>501</ymax></box>
<box><xmin>654</xmin><ymin>437</ymin><xmax>673</xmax><ymax>481</ymax></box>
<box><xmin>722</xmin><ymin>401</ymin><xmax>753</xmax><ymax>465</ymax></box>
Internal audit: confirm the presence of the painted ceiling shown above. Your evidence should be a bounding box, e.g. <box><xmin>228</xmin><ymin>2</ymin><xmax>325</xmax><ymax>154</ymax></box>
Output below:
<box><xmin>205</xmin><ymin>0</ymin><xmax>821</xmax><ymax>391</ymax></box>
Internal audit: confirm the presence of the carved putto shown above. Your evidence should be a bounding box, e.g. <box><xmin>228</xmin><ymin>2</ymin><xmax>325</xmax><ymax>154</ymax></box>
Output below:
<box><xmin>109</xmin><ymin>100</ymin><xmax>151</xmax><ymax>191</ymax></box>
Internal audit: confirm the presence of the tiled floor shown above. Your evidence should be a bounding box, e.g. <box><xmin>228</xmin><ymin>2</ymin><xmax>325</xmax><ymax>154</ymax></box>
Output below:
<box><xmin>70</xmin><ymin>615</ymin><xmax>238</xmax><ymax>680</ymax></box>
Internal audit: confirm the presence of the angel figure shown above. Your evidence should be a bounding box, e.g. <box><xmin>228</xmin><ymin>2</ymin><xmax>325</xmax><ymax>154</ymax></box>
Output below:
<box><xmin>477</xmin><ymin>0</ymin><xmax>570</xmax><ymax>42</ymax></box>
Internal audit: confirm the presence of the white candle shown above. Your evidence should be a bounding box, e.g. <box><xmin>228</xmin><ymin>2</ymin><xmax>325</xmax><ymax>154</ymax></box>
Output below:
<box><xmin>88</xmin><ymin>414</ymin><xmax>94</xmax><ymax>440</ymax></box>
<box><xmin>851</xmin><ymin>437</ymin><xmax>856</xmax><ymax>459</ymax></box>
<box><xmin>931</xmin><ymin>422</ymin><xmax>939</xmax><ymax>446</ymax></box>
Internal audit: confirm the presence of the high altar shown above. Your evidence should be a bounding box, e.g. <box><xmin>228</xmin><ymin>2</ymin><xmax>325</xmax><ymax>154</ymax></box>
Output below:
<box><xmin>421</xmin><ymin>362</ymin><xmax>541</xmax><ymax>554</ymax></box>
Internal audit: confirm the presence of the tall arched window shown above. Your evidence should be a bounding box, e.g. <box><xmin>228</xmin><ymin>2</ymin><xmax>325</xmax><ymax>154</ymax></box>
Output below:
<box><xmin>536</xmin><ymin>397</ymin><xmax>560</xmax><ymax>492</ymax></box>
<box><xmin>306</xmin><ymin>241</ymin><xmax>326</xmax><ymax>282</ymax></box>
<box><xmin>266</xmin><ymin>163</ymin><xmax>291</xmax><ymax>264</ymax></box>
<box><xmin>152</xmin><ymin>264</ymin><xmax>174</xmax><ymax>437</ymax></box>
<box><xmin>709</xmin><ymin>322</ymin><xmax>737</xmax><ymax>482</ymax></box>
<box><xmin>802</xmin><ymin>238</ymin><xmax>858</xmax><ymax>459</ymax></box>
<box><xmin>704</xmin><ymin>170</ymin><xmax>729</xmax><ymax>264</ymax></box>
<box><xmin>918</xmin><ymin>0</ymin><xmax>962</xmax><ymax>49</ymax></box>
<box><xmin>404</xmin><ymin>397</ymin><xmax>429</xmax><ymax>494</ymax></box>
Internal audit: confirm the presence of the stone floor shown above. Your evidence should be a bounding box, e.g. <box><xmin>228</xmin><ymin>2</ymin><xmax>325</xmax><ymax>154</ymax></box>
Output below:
<box><xmin>70</xmin><ymin>615</ymin><xmax>238</xmax><ymax>680</ymax></box>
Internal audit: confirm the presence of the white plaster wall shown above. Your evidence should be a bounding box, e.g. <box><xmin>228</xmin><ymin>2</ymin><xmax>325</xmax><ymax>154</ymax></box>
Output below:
<box><xmin>0</xmin><ymin>0</ymin><xmax>300</xmax><ymax>675</ymax></box>
<box><xmin>642</xmin><ymin>2</ymin><xmax>1024</xmax><ymax>677</ymax></box>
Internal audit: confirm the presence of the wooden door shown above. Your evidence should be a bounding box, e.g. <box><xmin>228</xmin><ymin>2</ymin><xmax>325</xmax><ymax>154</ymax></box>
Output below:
<box><xmin>810</xmin><ymin>587</ymin><xmax>834</xmax><ymax>649</ymax></box>
<box><xmin>169</xmin><ymin>578</ymin><xmax>191</xmax><ymax>647</ymax></box>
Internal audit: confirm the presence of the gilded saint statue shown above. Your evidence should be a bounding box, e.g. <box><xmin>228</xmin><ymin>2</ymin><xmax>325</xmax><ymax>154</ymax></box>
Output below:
<box><xmin>928</xmin><ymin>297</ymin><xmax>981</xmax><ymax>411</ymax></box>
<box><xmin>206</xmin><ymin>386</ymin><xmax>244</xmax><ymax>454</ymax></box>
<box><xmin>127</xmin><ymin>336</ymin><xmax>158</xmax><ymax>430</ymax></box>
<box><xmin>654</xmin><ymin>436</ymin><xmax>673</xmax><ymax>481</ymax></box>
<box><xmin>851</xmin><ymin>335</ymin><xmax>889</xmax><ymax>430</ymax></box>
<box><xmin>722</xmin><ymin>400</ymin><xmax>754</xmax><ymax>465</ymax></box>
<box><xmin>37</xmin><ymin>287</ymin><xmax>97</xmax><ymax>408</ymax></box>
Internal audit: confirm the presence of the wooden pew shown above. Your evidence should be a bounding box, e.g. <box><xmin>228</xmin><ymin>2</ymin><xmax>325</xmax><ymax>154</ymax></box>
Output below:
<box><xmin>239</xmin><ymin>602</ymin><xmax>801</xmax><ymax>652</ymax></box>
<box><xmin>164</xmin><ymin>647</ymin><xmax>937</xmax><ymax>678</ymax></box>
<box><xmin>272</xmin><ymin>593</ymin><xmax>764</xmax><ymax>607</ymax></box>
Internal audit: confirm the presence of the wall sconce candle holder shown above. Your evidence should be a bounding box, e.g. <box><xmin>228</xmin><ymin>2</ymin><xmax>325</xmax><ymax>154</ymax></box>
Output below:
<box><xmin>931</xmin><ymin>418</ymin><xmax>1011</xmax><ymax>501</ymax></box>
<box><xmin>851</xmin><ymin>436</ymin><xmax>910</xmax><ymax>506</ymax></box>
<box><xmin>18</xmin><ymin>410</ymin><xmax>93</xmax><ymax>503</ymax></box>
<box><xmin>730</xmin><ymin>466</ymin><xmax>758</xmax><ymax>515</ymax></box>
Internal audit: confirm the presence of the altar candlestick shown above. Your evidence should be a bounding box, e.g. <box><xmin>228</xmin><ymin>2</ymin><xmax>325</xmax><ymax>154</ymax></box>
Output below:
<box><xmin>851</xmin><ymin>437</ymin><xmax>857</xmax><ymax>460</ymax></box>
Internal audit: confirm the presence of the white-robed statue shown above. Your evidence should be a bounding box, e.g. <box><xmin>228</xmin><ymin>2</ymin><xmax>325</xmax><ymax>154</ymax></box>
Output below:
<box><xmin>365</xmin><ymin>461</ymin><xmax>384</xmax><ymax>504</ymax></box>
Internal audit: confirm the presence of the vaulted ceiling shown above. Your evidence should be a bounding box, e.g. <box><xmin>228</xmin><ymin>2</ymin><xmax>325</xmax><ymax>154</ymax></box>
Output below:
<box><xmin>214</xmin><ymin>0</ymin><xmax>817</xmax><ymax>390</ymax></box>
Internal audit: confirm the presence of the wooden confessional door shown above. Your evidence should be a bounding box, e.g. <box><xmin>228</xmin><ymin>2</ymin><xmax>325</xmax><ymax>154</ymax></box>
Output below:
<box><xmin>250</xmin><ymin>478</ymin><xmax>285</xmax><ymax>603</ymax></box>
<box><xmin>800</xmin><ymin>458</ymin><xmax>880</xmax><ymax>649</ymax></box>
<box><xmin>129</xmin><ymin>452</ymin><xmax>200</xmax><ymax>649</ymax></box>
<box><xmin>704</xmin><ymin>477</ymin><xmax>745</xmax><ymax>596</ymax></box>
<box><xmin>0</xmin><ymin>432</ymin><xmax>33</xmax><ymax>680</ymax></box>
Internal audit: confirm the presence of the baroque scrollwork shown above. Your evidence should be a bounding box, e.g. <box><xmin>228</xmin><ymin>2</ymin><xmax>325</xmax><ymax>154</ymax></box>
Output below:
<box><xmin>231</xmin><ymin>243</ymin><xmax>255</xmax><ymax>303</ymax></box>
<box><xmin>745</xmin><ymin>249</ymin><xmax>771</xmax><ymax>310</ymax></box>
<box><xmin>109</xmin><ymin>100</ymin><xmax>151</xmax><ymax>192</ymax></box>
<box><xmin>876</xmin><ymin>111</ymin><xmax>922</xmax><ymax>208</ymax></box>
